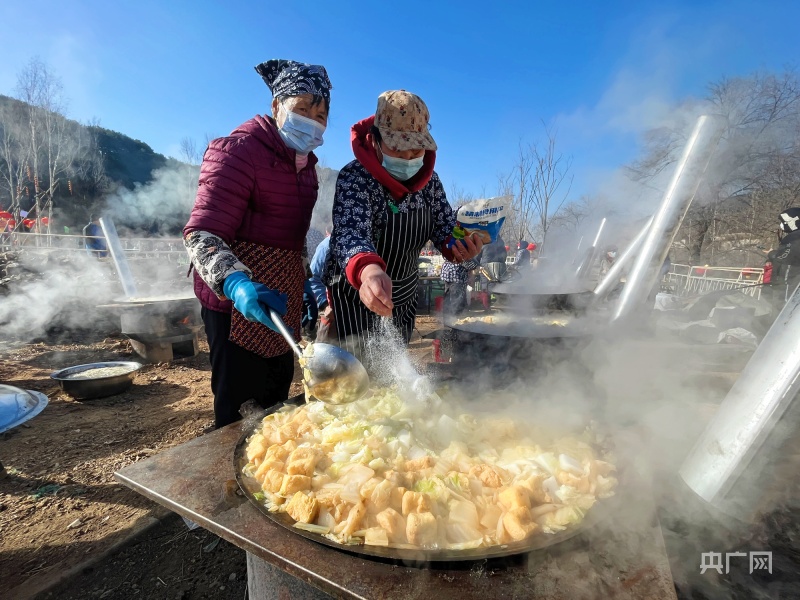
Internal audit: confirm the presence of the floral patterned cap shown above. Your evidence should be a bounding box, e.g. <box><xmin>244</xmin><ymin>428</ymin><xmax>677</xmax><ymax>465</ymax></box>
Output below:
<box><xmin>254</xmin><ymin>59</ymin><xmax>332</xmax><ymax>103</ymax></box>
<box><xmin>375</xmin><ymin>90</ymin><xmax>437</xmax><ymax>152</ymax></box>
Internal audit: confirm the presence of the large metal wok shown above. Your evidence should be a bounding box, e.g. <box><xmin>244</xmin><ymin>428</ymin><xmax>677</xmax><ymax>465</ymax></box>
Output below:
<box><xmin>443</xmin><ymin>311</ymin><xmax>597</xmax><ymax>339</ymax></box>
<box><xmin>96</xmin><ymin>294</ymin><xmax>202</xmax><ymax>337</ymax></box>
<box><xmin>234</xmin><ymin>397</ymin><xmax>617</xmax><ymax>564</ymax></box>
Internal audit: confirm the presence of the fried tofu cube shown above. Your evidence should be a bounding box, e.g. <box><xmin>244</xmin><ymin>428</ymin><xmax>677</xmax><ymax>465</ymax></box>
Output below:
<box><xmin>341</xmin><ymin>501</ymin><xmax>367</xmax><ymax>537</ymax></box>
<box><xmin>469</xmin><ymin>464</ymin><xmax>506</xmax><ymax>488</ymax></box>
<box><xmin>255</xmin><ymin>458</ymin><xmax>285</xmax><ymax>480</ymax></box>
<box><xmin>281</xmin><ymin>439</ymin><xmax>298</xmax><ymax>454</ymax></box>
<box><xmin>279</xmin><ymin>474</ymin><xmax>311</xmax><ymax>496</ymax></box>
<box><xmin>277</xmin><ymin>422</ymin><xmax>298</xmax><ymax>443</ymax></box>
<box><xmin>404</xmin><ymin>456</ymin><xmax>434</xmax><ymax>471</ymax></box>
<box><xmin>364</xmin><ymin>527</ymin><xmax>389</xmax><ymax>546</ymax></box>
<box><xmin>376</xmin><ymin>508</ymin><xmax>406</xmax><ymax>543</ymax></box>
<box><xmin>297</xmin><ymin>421</ymin><xmax>319</xmax><ymax>436</ymax></box>
<box><xmin>406</xmin><ymin>512</ymin><xmax>438</xmax><ymax>546</ymax></box>
<box><xmin>502</xmin><ymin>506</ymin><xmax>538</xmax><ymax>541</ymax></box>
<box><xmin>499</xmin><ymin>485</ymin><xmax>531</xmax><ymax>510</ymax></box>
<box><xmin>285</xmin><ymin>492</ymin><xmax>319</xmax><ymax>524</ymax></box>
<box><xmin>518</xmin><ymin>474</ymin><xmax>546</xmax><ymax>504</ymax></box>
<box><xmin>287</xmin><ymin>457</ymin><xmax>317</xmax><ymax>477</ymax></box>
<box><xmin>262</xmin><ymin>469</ymin><xmax>286</xmax><ymax>494</ymax></box>
<box><xmin>390</xmin><ymin>486</ymin><xmax>406</xmax><ymax>513</ymax></box>
<box><xmin>289</xmin><ymin>447</ymin><xmax>320</xmax><ymax>462</ymax></box>
<box><xmin>246</xmin><ymin>434</ymin><xmax>267</xmax><ymax>463</ymax></box>
<box><xmin>401</xmin><ymin>491</ymin><xmax>432</xmax><ymax>516</ymax></box>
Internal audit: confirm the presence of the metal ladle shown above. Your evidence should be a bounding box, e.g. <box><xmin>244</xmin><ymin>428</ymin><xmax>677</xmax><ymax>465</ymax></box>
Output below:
<box><xmin>268</xmin><ymin>308</ymin><xmax>370</xmax><ymax>405</ymax></box>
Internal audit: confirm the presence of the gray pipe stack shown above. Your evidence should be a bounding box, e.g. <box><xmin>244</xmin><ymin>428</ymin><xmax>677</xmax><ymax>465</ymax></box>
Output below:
<box><xmin>575</xmin><ymin>218</ymin><xmax>607</xmax><ymax>280</ymax></box>
<box><xmin>679</xmin><ymin>284</ymin><xmax>800</xmax><ymax>521</ymax></box>
<box><xmin>593</xmin><ymin>216</ymin><xmax>654</xmax><ymax>300</ymax></box>
<box><xmin>99</xmin><ymin>217</ymin><xmax>138</xmax><ymax>298</ymax></box>
<box><xmin>612</xmin><ymin>115</ymin><xmax>725</xmax><ymax>322</ymax></box>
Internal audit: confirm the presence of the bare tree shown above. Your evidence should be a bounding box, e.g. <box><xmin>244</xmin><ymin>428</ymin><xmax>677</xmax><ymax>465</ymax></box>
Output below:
<box><xmin>14</xmin><ymin>58</ymin><xmax>89</xmax><ymax>233</ymax></box>
<box><xmin>179</xmin><ymin>136</ymin><xmax>203</xmax><ymax>164</ymax></box>
<box><xmin>529</xmin><ymin>126</ymin><xmax>573</xmax><ymax>251</ymax></box>
<box><xmin>447</xmin><ymin>182</ymin><xmax>474</xmax><ymax>210</ymax></box>
<box><xmin>74</xmin><ymin>120</ymin><xmax>108</xmax><ymax>200</ymax></box>
<box><xmin>0</xmin><ymin>100</ymin><xmax>30</xmax><ymax>215</ymax></box>
<box><xmin>498</xmin><ymin>125</ymin><xmax>573</xmax><ymax>250</ymax></box>
<box><xmin>629</xmin><ymin>69</ymin><xmax>800</xmax><ymax>266</ymax></box>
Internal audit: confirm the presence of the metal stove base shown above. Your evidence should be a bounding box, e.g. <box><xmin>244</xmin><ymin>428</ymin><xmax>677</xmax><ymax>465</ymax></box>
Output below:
<box><xmin>247</xmin><ymin>552</ymin><xmax>330</xmax><ymax>599</ymax></box>
<box><xmin>128</xmin><ymin>332</ymin><xmax>200</xmax><ymax>363</ymax></box>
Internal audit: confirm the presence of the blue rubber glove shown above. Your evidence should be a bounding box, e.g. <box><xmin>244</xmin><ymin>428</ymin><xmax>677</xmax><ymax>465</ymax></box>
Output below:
<box><xmin>222</xmin><ymin>271</ymin><xmax>288</xmax><ymax>333</ymax></box>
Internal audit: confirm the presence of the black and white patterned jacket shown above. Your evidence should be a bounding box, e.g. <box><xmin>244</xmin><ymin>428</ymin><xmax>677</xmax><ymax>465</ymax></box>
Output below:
<box><xmin>326</xmin><ymin>160</ymin><xmax>456</xmax><ymax>278</ymax></box>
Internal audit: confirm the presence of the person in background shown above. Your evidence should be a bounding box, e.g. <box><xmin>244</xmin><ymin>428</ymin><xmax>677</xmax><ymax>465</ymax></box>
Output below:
<box><xmin>476</xmin><ymin>233</ymin><xmax>508</xmax><ymax>288</ymax></box>
<box><xmin>83</xmin><ymin>214</ymin><xmax>108</xmax><ymax>258</ymax></box>
<box><xmin>482</xmin><ymin>234</ymin><xmax>507</xmax><ymax>265</ymax></box>
<box><xmin>599</xmin><ymin>245</ymin><xmax>618</xmax><ymax>277</ymax></box>
<box><xmin>766</xmin><ymin>208</ymin><xmax>800</xmax><ymax>313</ymax></box>
<box><xmin>512</xmin><ymin>239</ymin><xmax>531</xmax><ymax>267</ymax></box>
<box><xmin>763</xmin><ymin>251</ymin><xmax>774</xmax><ymax>284</ymax></box>
<box><xmin>301</xmin><ymin>277</ymin><xmax>319</xmax><ymax>340</ymax></box>
<box><xmin>440</xmin><ymin>255</ymin><xmax>480</xmax><ymax>316</ymax></box>
<box><xmin>183</xmin><ymin>59</ymin><xmax>332</xmax><ymax>428</ymax></box>
<box><xmin>660</xmin><ymin>254</ymin><xmax>672</xmax><ymax>280</ymax></box>
<box><xmin>326</xmin><ymin>90</ymin><xmax>482</xmax><ymax>350</ymax></box>
<box><xmin>308</xmin><ymin>233</ymin><xmax>336</xmax><ymax>341</ymax></box>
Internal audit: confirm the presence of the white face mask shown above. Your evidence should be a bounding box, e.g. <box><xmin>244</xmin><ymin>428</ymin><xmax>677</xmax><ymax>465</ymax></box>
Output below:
<box><xmin>277</xmin><ymin>103</ymin><xmax>326</xmax><ymax>155</ymax></box>
<box><xmin>382</xmin><ymin>154</ymin><xmax>424</xmax><ymax>181</ymax></box>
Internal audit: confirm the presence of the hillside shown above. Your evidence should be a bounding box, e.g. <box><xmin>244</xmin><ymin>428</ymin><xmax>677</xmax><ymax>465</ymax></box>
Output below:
<box><xmin>0</xmin><ymin>94</ymin><xmax>181</xmax><ymax>229</ymax></box>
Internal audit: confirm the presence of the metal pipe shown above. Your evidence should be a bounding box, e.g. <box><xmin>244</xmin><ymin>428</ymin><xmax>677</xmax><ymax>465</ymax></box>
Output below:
<box><xmin>611</xmin><ymin>115</ymin><xmax>725</xmax><ymax>322</ymax></box>
<box><xmin>594</xmin><ymin>216</ymin><xmax>654</xmax><ymax>299</ymax></box>
<box><xmin>575</xmin><ymin>218</ymin><xmax>606</xmax><ymax>279</ymax></box>
<box><xmin>679</xmin><ymin>284</ymin><xmax>800</xmax><ymax>520</ymax></box>
<box><xmin>571</xmin><ymin>236</ymin><xmax>584</xmax><ymax>265</ymax></box>
<box><xmin>591</xmin><ymin>217</ymin><xmax>607</xmax><ymax>248</ymax></box>
<box><xmin>99</xmin><ymin>217</ymin><xmax>138</xmax><ymax>298</ymax></box>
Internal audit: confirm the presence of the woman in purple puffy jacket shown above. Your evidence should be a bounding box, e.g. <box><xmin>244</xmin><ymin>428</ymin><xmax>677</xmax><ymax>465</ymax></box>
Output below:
<box><xmin>183</xmin><ymin>59</ymin><xmax>332</xmax><ymax>428</ymax></box>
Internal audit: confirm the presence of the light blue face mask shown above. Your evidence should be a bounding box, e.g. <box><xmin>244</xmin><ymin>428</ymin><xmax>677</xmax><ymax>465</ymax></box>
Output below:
<box><xmin>382</xmin><ymin>154</ymin><xmax>424</xmax><ymax>181</ymax></box>
<box><xmin>277</xmin><ymin>104</ymin><xmax>326</xmax><ymax>155</ymax></box>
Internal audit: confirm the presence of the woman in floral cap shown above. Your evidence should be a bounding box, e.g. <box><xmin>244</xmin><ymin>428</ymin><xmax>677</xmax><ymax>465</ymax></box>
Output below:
<box><xmin>183</xmin><ymin>59</ymin><xmax>332</xmax><ymax>428</ymax></box>
<box><xmin>325</xmin><ymin>90</ymin><xmax>483</xmax><ymax>353</ymax></box>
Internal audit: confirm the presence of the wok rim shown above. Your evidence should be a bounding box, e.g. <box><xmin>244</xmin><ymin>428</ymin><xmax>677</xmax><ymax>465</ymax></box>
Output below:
<box><xmin>50</xmin><ymin>361</ymin><xmax>143</xmax><ymax>381</ymax></box>
<box><xmin>234</xmin><ymin>398</ymin><xmax>618</xmax><ymax>564</ymax></box>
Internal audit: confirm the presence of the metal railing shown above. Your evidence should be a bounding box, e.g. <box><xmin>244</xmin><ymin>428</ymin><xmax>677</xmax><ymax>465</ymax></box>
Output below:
<box><xmin>1</xmin><ymin>232</ymin><xmax>190</xmax><ymax>265</ymax></box>
<box><xmin>665</xmin><ymin>263</ymin><xmax>764</xmax><ymax>299</ymax></box>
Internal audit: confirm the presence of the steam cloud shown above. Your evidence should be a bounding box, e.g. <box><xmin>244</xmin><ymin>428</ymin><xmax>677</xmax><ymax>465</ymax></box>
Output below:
<box><xmin>103</xmin><ymin>163</ymin><xmax>199</xmax><ymax>235</ymax></box>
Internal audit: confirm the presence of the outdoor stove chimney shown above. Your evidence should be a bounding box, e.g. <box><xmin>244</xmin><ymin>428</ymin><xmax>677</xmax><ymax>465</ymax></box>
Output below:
<box><xmin>679</xmin><ymin>284</ymin><xmax>800</xmax><ymax>521</ymax></box>
<box><xmin>611</xmin><ymin>115</ymin><xmax>725</xmax><ymax>323</ymax></box>
<box><xmin>99</xmin><ymin>217</ymin><xmax>137</xmax><ymax>298</ymax></box>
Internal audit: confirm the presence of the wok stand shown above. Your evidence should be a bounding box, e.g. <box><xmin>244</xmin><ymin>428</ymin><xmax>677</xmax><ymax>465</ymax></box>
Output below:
<box><xmin>98</xmin><ymin>296</ymin><xmax>202</xmax><ymax>362</ymax></box>
<box><xmin>115</xmin><ymin>423</ymin><xmax>677</xmax><ymax>599</ymax></box>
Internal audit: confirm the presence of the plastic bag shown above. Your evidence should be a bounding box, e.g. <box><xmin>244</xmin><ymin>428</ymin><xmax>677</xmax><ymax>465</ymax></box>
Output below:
<box><xmin>447</xmin><ymin>197</ymin><xmax>507</xmax><ymax>247</ymax></box>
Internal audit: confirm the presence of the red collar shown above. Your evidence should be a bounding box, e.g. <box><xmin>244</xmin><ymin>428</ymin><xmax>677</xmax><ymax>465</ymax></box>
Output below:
<box><xmin>350</xmin><ymin>116</ymin><xmax>436</xmax><ymax>200</ymax></box>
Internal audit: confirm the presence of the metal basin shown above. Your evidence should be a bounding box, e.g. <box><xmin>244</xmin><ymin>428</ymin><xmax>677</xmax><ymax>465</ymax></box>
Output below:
<box><xmin>0</xmin><ymin>385</ymin><xmax>49</xmax><ymax>433</ymax></box>
<box><xmin>50</xmin><ymin>361</ymin><xmax>143</xmax><ymax>400</ymax></box>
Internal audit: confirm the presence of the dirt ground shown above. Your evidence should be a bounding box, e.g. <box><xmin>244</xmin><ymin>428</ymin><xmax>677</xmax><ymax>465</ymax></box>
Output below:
<box><xmin>0</xmin><ymin>315</ymin><xmax>441</xmax><ymax>600</ymax></box>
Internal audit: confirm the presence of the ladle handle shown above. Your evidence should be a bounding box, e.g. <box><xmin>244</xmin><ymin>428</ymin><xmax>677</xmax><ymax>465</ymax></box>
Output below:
<box><xmin>267</xmin><ymin>308</ymin><xmax>304</xmax><ymax>359</ymax></box>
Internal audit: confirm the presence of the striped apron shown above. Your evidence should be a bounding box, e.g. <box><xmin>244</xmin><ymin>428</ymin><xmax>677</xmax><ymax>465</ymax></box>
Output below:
<box><xmin>330</xmin><ymin>197</ymin><xmax>432</xmax><ymax>359</ymax></box>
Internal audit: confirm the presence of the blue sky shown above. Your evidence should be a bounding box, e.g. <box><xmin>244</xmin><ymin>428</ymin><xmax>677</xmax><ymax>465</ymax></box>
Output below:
<box><xmin>1</xmin><ymin>0</ymin><xmax>798</xmax><ymax>202</ymax></box>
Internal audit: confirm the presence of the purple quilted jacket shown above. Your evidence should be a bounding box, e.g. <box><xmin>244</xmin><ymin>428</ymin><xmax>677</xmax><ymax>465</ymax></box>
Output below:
<box><xmin>184</xmin><ymin>115</ymin><xmax>319</xmax><ymax>312</ymax></box>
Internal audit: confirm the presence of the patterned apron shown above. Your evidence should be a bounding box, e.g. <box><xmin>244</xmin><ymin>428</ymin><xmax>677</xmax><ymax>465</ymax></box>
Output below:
<box><xmin>228</xmin><ymin>240</ymin><xmax>305</xmax><ymax>358</ymax></box>
<box><xmin>330</xmin><ymin>195</ymin><xmax>432</xmax><ymax>355</ymax></box>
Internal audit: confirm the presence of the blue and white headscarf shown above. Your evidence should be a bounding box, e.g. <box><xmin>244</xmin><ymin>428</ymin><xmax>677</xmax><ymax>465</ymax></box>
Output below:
<box><xmin>254</xmin><ymin>59</ymin><xmax>332</xmax><ymax>103</ymax></box>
